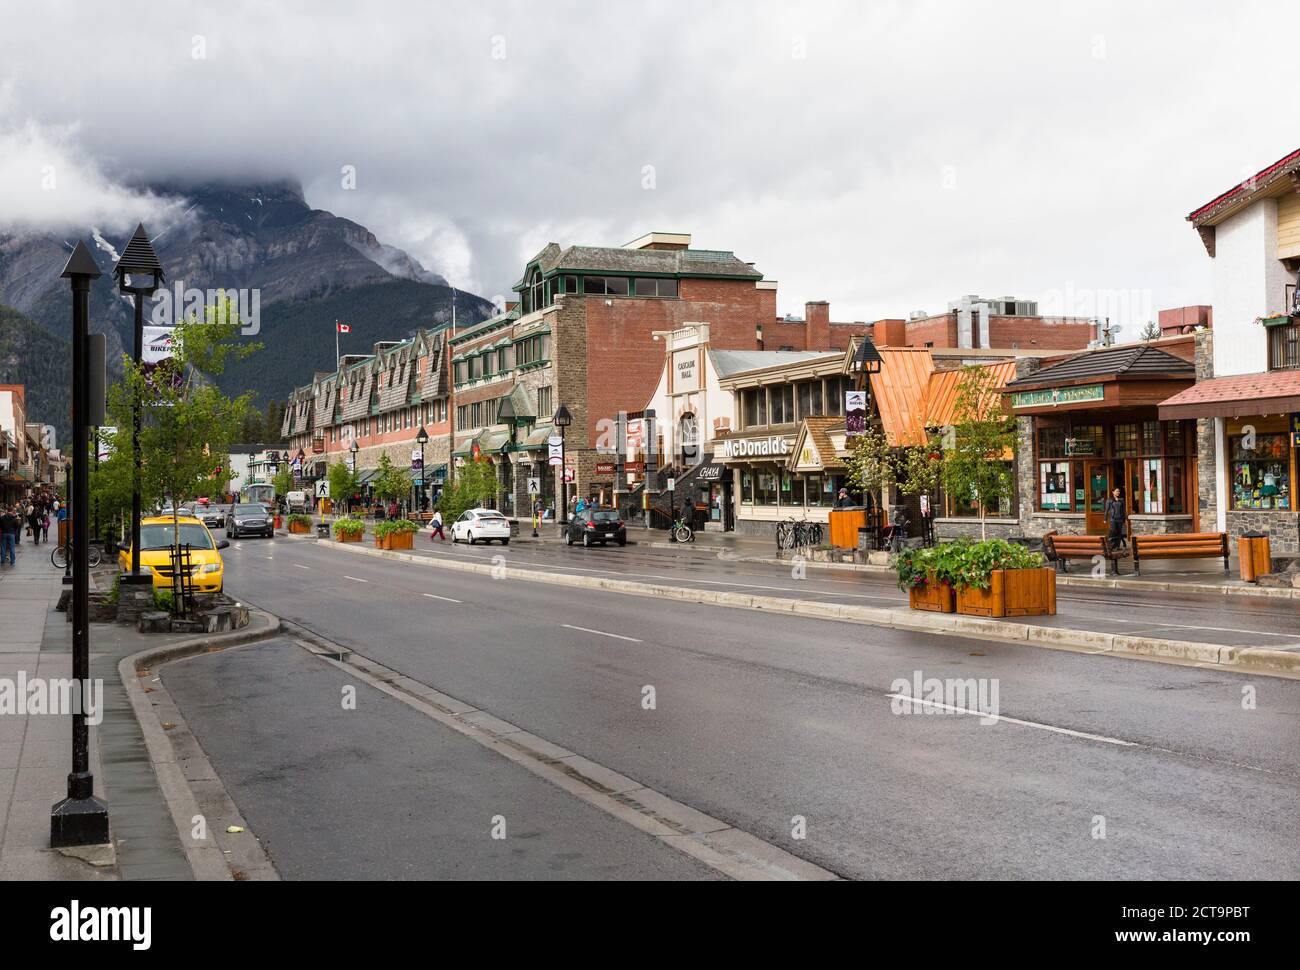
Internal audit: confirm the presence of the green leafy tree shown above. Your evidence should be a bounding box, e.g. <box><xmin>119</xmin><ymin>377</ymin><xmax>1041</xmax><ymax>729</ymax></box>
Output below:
<box><xmin>844</xmin><ymin>422</ymin><xmax>897</xmax><ymax>506</ymax></box>
<box><xmin>437</xmin><ymin>458</ymin><xmax>498</xmax><ymax>520</ymax></box>
<box><xmin>372</xmin><ymin>451</ymin><xmax>413</xmax><ymax>508</ymax></box>
<box><xmin>107</xmin><ymin>296</ymin><xmax>260</xmax><ymax>550</ymax></box>
<box><xmin>940</xmin><ymin>364</ymin><xmax>1018</xmax><ymax>540</ymax></box>
<box><xmin>895</xmin><ymin>440</ymin><xmax>941</xmax><ymax>500</ymax></box>
<box><xmin>272</xmin><ymin>465</ymin><xmax>294</xmax><ymax>499</ymax></box>
<box><xmin>327</xmin><ymin>460</ymin><xmax>360</xmax><ymax>512</ymax></box>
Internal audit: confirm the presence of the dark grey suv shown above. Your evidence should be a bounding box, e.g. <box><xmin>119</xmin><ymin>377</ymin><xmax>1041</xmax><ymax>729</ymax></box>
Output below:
<box><xmin>226</xmin><ymin>503</ymin><xmax>274</xmax><ymax>539</ymax></box>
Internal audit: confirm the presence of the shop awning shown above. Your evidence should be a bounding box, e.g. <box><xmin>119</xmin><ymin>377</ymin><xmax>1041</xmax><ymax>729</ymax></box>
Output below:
<box><xmin>1159</xmin><ymin>370</ymin><xmax>1300</xmax><ymax>419</ymax></box>
<box><xmin>356</xmin><ymin>468</ymin><xmax>380</xmax><ymax>483</ymax></box>
<box><xmin>519</xmin><ymin>424</ymin><xmax>554</xmax><ymax>449</ymax></box>
<box><xmin>695</xmin><ymin>462</ymin><xmax>727</xmax><ymax>481</ymax></box>
<box><xmin>426</xmin><ymin>464</ymin><xmax>448</xmax><ymax>482</ymax></box>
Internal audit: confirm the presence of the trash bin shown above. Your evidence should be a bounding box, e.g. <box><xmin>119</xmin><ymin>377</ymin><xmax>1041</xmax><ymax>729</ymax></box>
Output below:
<box><xmin>316</xmin><ymin>523</ymin><xmax>330</xmax><ymax>538</ymax></box>
<box><xmin>1239</xmin><ymin>532</ymin><xmax>1271</xmax><ymax>583</ymax></box>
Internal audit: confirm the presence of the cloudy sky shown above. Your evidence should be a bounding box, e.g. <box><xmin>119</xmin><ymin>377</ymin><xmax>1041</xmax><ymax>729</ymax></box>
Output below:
<box><xmin>2</xmin><ymin>0</ymin><xmax>1298</xmax><ymax>330</ymax></box>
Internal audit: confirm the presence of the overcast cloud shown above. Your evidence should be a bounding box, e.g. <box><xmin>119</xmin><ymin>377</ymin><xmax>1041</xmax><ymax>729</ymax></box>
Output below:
<box><xmin>2</xmin><ymin>0</ymin><xmax>1299</xmax><ymax>330</ymax></box>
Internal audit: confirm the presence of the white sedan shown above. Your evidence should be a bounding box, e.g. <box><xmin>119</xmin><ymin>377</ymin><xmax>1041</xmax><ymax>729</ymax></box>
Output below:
<box><xmin>450</xmin><ymin>508</ymin><xmax>512</xmax><ymax>545</ymax></box>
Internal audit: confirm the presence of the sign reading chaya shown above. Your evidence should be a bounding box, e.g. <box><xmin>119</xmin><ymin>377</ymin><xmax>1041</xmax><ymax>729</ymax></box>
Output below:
<box><xmin>719</xmin><ymin>436</ymin><xmax>792</xmax><ymax>459</ymax></box>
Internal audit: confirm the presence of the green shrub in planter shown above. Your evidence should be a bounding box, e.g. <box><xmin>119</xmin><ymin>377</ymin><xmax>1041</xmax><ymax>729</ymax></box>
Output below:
<box><xmin>373</xmin><ymin>519</ymin><xmax>420</xmax><ymax>540</ymax></box>
<box><xmin>332</xmin><ymin>517</ymin><xmax>364</xmax><ymax>538</ymax></box>
<box><xmin>288</xmin><ymin>513</ymin><xmax>313</xmax><ymax>527</ymax></box>
<box><xmin>894</xmin><ymin>538</ymin><xmax>1042</xmax><ymax>591</ymax></box>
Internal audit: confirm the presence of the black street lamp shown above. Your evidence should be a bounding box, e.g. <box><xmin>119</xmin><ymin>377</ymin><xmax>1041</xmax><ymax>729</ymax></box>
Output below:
<box><xmin>415</xmin><ymin>424</ymin><xmax>428</xmax><ymax>513</ymax></box>
<box><xmin>851</xmin><ymin>335</ymin><xmax>883</xmax><ymax>388</ymax></box>
<box><xmin>553</xmin><ymin>404</ymin><xmax>572</xmax><ymax>524</ymax></box>
<box><xmin>112</xmin><ymin>225</ymin><xmax>164</xmax><ymax>587</ymax></box>
<box><xmin>52</xmin><ymin>240</ymin><xmax>110</xmax><ymax>847</ymax></box>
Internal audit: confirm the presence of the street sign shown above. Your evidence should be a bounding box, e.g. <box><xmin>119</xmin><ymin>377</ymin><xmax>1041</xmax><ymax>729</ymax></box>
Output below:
<box><xmin>527</xmin><ymin>477</ymin><xmax>540</xmax><ymax>495</ymax></box>
<box><xmin>563</xmin><ymin>468</ymin><xmax>574</xmax><ymax>483</ymax></box>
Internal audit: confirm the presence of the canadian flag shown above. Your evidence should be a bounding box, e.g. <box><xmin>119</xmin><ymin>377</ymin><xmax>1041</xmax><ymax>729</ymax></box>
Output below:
<box><xmin>336</xmin><ymin>323</ymin><xmax>351</xmax><ymax>333</ymax></box>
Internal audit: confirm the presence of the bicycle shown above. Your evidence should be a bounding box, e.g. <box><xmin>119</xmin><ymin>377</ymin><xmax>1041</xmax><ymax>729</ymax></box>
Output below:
<box><xmin>669</xmin><ymin>516</ymin><xmax>694</xmax><ymax>543</ymax></box>
<box><xmin>51</xmin><ymin>541</ymin><xmax>102</xmax><ymax>570</ymax></box>
<box><xmin>776</xmin><ymin>518</ymin><xmax>823</xmax><ymax>551</ymax></box>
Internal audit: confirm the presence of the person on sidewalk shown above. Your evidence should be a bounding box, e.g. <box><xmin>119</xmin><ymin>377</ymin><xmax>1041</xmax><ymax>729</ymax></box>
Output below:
<box><xmin>1104</xmin><ymin>487</ymin><xmax>1128</xmax><ymax>551</ymax></box>
<box><xmin>40</xmin><ymin>508</ymin><xmax>50</xmax><ymax>543</ymax></box>
<box><xmin>27</xmin><ymin>504</ymin><xmax>42</xmax><ymax>545</ymax></box>
<box><xmin>0</xmin><ymin>506</ymin><xmax>19</xmax><ymax>565</ymax></box>
<box><xmin>429</xmin><ymin>508</ymin><xmax>445</xmax><ymax>541</ymax></box>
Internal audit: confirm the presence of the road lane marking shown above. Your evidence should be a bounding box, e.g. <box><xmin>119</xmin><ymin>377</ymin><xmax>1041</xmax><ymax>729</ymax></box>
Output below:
<box><xmin>885</xmin><ymin>693</ymin><xmax>1136</xmax><ymax>747</ymax></box>
<box><xmin>562</xmin><ymin>623</ymin><xmax>642</xmax><ymax>643</ymax></box>
<box><xmin>343</xmin><ymin>575</ymin><xmax>368</xmax><ymax>583</ymax></box>
<box><xmin>293</xmin><ymin>563</ymin><xmax>311</xmax><ymax>570</ymax></box>
<box><xmin>422</xmin><ymin>592</ymin><xmax>462</xmax><ymax>603</ymax></box>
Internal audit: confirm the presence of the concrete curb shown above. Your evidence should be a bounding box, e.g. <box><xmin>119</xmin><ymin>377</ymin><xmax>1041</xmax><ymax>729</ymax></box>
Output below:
<box><xmin>117</xmin><ymin>611</ymin><xmax>283</xmax><ymax>881</ymax></box>
<box><xmin>318</xmin><ymin>540</ymin><xmax>1300</xmax><ymax>679</ymax></box>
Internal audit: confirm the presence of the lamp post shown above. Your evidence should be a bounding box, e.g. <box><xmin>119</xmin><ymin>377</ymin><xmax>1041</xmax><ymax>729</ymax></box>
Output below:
<box><xmin>349</xmin><ymin>440</ymin><xmax>359</xmax><ymax>514</ymax></box>
<box><xmin>52</xmin><ymin>240</ymin><xmax>110</xmax><ymax>847</ymax></box>
<box><xmin>415</xmin><ymin>424</ymin><xmax>428</xmax><ymax>514</ymax></box>
<box><xmin>553</xmin><ymin>404</ymin><xmax>572</xmax><ymax>524</ymax></box>
<box><xmin>850</xmin><ymin>334</ymin><xmax>883</xmax><ymax>390</ymax></box>
<box><xmin>111</xmin><ymin>225</ymin><xmax>164</xmax><ymax>586</ymax></box>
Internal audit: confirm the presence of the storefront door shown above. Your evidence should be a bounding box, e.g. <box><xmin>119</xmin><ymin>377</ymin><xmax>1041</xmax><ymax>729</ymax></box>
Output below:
<box><xmin>1084</xmin><ymin>460</ymin><xmax>1110</xmax><ymax>534</ymax></box>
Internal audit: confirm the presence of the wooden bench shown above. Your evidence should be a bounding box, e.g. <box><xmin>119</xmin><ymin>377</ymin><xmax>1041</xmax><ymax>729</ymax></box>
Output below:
<box><xmin>1041</xmin><ymin>531</ymin><xmax>1126</xmax><ymax>575</ymax></box>
<box><xmin>1130</xmin><ymin>532</ymin><xmax>1229</xmax><ymax>576</ymax></box>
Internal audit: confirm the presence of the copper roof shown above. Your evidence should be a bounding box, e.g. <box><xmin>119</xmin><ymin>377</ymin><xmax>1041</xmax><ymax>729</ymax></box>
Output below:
<box><xmin>923</xmin><ymin>361</ymin><xmax>1018</xmax><ymax>427</ymax></box>
<box><xmin>1159</xmin><ymin>370</ymin><xmax>1300</xmax><ymax>419</ymax></box>
<box><xmin>869</xmin><ymin>348</ymin><xmax>934</xmax><ymax>446</ymax></box>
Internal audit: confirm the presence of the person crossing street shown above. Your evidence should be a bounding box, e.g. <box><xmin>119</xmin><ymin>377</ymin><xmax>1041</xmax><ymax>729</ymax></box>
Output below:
<box><xmin>429</xmin><ymin>508</ymin><xmax>445</xmax><ymax>541</ymax></box>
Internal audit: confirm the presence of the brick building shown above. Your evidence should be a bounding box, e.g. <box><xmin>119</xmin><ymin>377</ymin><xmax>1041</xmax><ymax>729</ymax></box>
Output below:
<box><xmin>875</xmin><ymin>295</ymin><xmax>1097</xmax><ymax>352</ymax></box>
<box><xmin>283</xmin><ymin>326</ymin><xmax>452</xmax><ymax>509</ymax></box>
<box><xmin>448</xmin><ymin>231</ymin><xmax>875</xmax><ymax>517</ymax></box>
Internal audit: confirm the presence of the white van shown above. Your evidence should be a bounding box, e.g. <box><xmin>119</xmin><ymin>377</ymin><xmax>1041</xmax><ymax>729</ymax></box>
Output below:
<box><xmin>287</xmin><ymin>490</ymin><xmax>310</xmax><ymax>513</ymax></box>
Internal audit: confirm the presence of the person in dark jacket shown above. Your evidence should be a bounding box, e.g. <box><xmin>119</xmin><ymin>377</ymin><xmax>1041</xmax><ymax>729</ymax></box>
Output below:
<box><xmin>27</xmin><ymin>505</ymin><xmax>42</xmax><ymax>545</ymax></box>
<box><xmin>1103</xmin><ymin>487</ymin><xmax>1128</xmax><ymax>548</ymax></box>
<box><xmin>0</xmin><ymin>506</ymin><xmax>19</xmax><ymax>565</ymax></box>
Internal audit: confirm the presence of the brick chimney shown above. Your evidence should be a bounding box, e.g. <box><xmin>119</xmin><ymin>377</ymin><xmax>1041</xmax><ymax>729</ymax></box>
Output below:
<box><xmin>805</xmin><ymin>301</ymin><xmax>830</xmax><ymax>350</ymax></box>
<box><xmin>874</xmin><ymin>318</ymin><xmax>908</xmax><ymax>347</ymax></box>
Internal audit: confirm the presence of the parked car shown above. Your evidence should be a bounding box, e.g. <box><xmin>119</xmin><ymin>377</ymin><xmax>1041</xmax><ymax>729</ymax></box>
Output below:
<box><xmin>226</xmin><ymin>503</ymin><xmax>275</xmax><ymax>539</ymax></box>
<box><xmin>116</xmin><ymin>515</ymin><xmax>229</xmax><ymax>594</ymax></box>
<box><xmin>450</xmin><ymin>508</ymin><xmax>511</xmax><ymax>545</ymax></box>
<box><xmin>195</xmin><ymin>503</ymin><xmax>227</xmax><ymax>530</ymax></box>
<box><xmin>565</xmin><ymin>508</ymin><xmax>627</xmax><ymax>547</ymax></box>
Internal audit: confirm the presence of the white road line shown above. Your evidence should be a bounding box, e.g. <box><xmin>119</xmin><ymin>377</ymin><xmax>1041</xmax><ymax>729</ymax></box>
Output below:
<box><xmin>1066</xmin><ymin>614</ymin><xmax>1300</xmax><ymax>639</ymax></box>
<box><xmin>422</xmin><ymin>592</ymin><xmax>462</xmax><ymax>603</ymax></box>
<box><xmin>885</xmin><ymin>693</ymin><xmax>1136</xmax><ymax>747</ymax></box>
<box><xmin>562</xmin><ymin>623</ymin><xmax>642</xmax><ymax>643</ymax></box>
<box><xmin>343</xmin><ymin>575</ymin><xmax>368</xmax><ymax>583</ymax></box>
<box><xmin>293</xmin><ymin>563</ymin><xmax>311</xmax><ymax>570</ymax></box>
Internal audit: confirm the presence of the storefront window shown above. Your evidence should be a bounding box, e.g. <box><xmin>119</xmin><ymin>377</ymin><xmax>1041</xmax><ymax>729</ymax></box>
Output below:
<box><xmin>1113</xmin><ymin>423</ymin><xmax>1138</xmax><ymax>458</ymax></box>
<box><xmin>756</xmin><ymin>468</ymin><xmax>779</xmax><ymax>505</ymax></box>
<box><xmin>1037</xmin><ymin>427</ymin><xmax>1066</xmax><ymax>459</ymax></box>
<box><xmin>740</xmin><ymin>469</ymin><xmax>754</xmax><ymax>505</ymax></box>
<box><xmin>806</xmin><ymin>474</ymin><xmax>824</xmax><ymax>506</ymax></box>
<box><xmin>1039</xmin><ymin>461</ymin><xmax>1071</xmax><ymax>511</ymax></box>
<box><xmin>1165</xmin><ymin>458</ymin><xmax>1186</xmax><ymax>515</ymax></box>
<box><xmin>1229</xmin><ymin>433</ymin><xmax>1292</xmax><ymax>511</ymax></box>
<box><xmin>1141</xmin><ymin>421</ymin><xmax>1160</xmax><ymax>456</ymax></box>
<box><xmin>782</xmin><ymin>472</ymin><xmax>805</xmax><ymax>507</ymax></box>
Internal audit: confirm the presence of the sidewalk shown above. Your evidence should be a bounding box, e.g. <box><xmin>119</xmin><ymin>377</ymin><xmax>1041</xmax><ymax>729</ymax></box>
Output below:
<box><xmin>0</xmin><ymin>542</ymin><xmax>198</xmax><ymax>881</ymax></box>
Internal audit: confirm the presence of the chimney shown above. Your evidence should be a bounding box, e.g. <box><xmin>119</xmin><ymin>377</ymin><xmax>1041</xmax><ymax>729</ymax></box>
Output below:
<box><xmin>805</xmin><ymin>301</ymin><xmax>830</xmax><ymax>350</ymax></box>
<box><xmin>874</xmin><ymin>318</ymin><xmax>908</xmax><ymax>347</ymax></box>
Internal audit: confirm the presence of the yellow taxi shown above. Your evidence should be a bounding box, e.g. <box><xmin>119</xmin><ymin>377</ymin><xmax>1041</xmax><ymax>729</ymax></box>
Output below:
<box><xmin>117</xmin><ymin>514</ymin><xmax>229</xmax><ymax>593</ymax></box>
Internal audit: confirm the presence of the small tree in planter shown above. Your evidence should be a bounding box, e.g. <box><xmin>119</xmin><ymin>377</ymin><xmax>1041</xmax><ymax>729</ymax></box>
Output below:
<box><xmin>327</xmin><ymin>460</ymin><xmax>361</xmax><ymax>516</ymax></box>
<box><xmin>372</xmin><ymin>452</ymin><xmax>413</xmax><ymax>516</ymax></box>
<box><xmin>332</xmin><ymin>517</ymin><xmax>364</xmax><ymax>542</ymax></box>
<box><xmin>940</xmin><ymin>365</ymin><xmax>1018</xmax><ymax>541</ymax></box>
<box><xmin>373</xmin><ymin>518</ymin><xmax>419</xmax><ymax>550</ymax></box>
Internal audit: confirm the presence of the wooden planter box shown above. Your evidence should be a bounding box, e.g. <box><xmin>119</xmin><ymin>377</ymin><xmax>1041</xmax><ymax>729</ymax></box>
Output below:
<box><xmin>956</xmin><ymin>567</ymin><xmax>1056</xmax><ymax>618</ymax></box>
<box><xmin>288</xmin><ymin>520</ymin><xmax>311</xmax><ymax>535</ymax></box>
<box><xmin>376</xmin><ymin>531</ymin><xmax>414</xmax><ymax>550</ymax></box>
<box><xmin>335</xmin><ymin>530</ymin><xmax>362</xmax><ymax>543</ymax></box>
<box><xmin>907</xmin><ymin>573</ymin><xmax>955</xmax><ymax>613</ymax></box>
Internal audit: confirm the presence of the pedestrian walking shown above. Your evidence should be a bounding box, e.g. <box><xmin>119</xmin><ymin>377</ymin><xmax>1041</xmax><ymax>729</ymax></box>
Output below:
<box><xmin>41</xmin><ymin>509</ymin><xmax>50</xmax><ymax>543</ymax></box>
<box><xmin>429</xmin><ymin>508</ymin><xmax>445</xmax><ymax>542</ymax></box>
<box><xmin>0</xmin><ymin>506</ymin><xmax>19</xmax><ymax>565</ymax></box>
<box><xmin>1104</xmin><ymin>487</ymin><xmax>1128</xmax><ymax>551</ymax></box>
<box><xmin>27</xmin><ymin>504</ymin><xmax>42</xmax><ymax>545</ymax></box>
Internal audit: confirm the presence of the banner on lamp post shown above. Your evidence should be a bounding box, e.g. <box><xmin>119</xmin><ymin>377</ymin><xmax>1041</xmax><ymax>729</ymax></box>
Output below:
<box><xmin>845</xmin><ymin>391</ymin><xmax>867</xmax><ymax>437</ymax></box>
<box><xmin>548</xmin><ymin>436</ymin><xmax>563</xmax><ymax>466</ymax></box>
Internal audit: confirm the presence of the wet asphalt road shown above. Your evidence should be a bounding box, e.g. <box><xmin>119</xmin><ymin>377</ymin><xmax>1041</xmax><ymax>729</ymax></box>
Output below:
<box><xmin>156</xmin><ymin>536</ymin><xmax>1300</xmax><ymax>880</ymax></box>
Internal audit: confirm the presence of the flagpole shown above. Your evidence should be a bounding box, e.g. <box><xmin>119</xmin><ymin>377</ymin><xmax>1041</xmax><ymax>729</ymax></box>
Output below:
<box><xmin>335</xmin><ymin>320</ymin><xmax>340</xmax><ymax>370</ymax></box>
